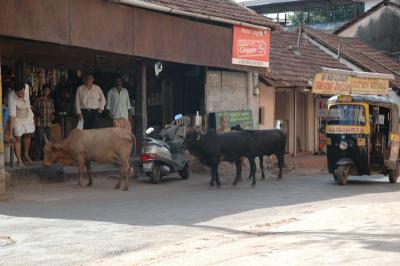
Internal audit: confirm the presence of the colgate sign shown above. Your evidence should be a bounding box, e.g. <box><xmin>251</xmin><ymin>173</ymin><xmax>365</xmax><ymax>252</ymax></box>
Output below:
<box><xmin>238</xmin><ymin>40</ymin><xmax>266</xmax><ymax>57</ymax></box>
<box><xmin>232</xmin><ymin>25</ymin><xmax>270</xmax><ymax>68</ymax></box>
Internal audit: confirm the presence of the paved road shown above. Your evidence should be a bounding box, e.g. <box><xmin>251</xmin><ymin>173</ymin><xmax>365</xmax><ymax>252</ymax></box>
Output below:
<box><xmin>0</xmin><ymin>170</ymin><xmax>399</xmax><ymax>265</ymax></box>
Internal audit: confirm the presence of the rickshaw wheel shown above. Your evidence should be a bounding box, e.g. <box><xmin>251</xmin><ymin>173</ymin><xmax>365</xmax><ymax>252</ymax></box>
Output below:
<box><xmin>336</xmin><ymin>166</ymin><xmax>348</xmax><ymax>185</ymax></box>
<box><xmin>388</xmin><ymin>165</ymin><xmax>399</xmax><ymax>184</ymax></box>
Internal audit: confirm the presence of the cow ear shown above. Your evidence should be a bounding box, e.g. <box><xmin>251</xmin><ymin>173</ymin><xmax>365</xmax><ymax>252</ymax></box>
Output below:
<box><xmin>54</xmin><ymin>142</ymin><xmax>62</xmax><ymax>150</ymax></box>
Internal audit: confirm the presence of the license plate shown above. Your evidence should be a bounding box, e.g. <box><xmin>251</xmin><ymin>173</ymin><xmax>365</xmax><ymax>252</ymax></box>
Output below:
<box><xmin>143</xmin><ymin>162</ymin><xmax>154</xmax><ymax>171</ymax></box>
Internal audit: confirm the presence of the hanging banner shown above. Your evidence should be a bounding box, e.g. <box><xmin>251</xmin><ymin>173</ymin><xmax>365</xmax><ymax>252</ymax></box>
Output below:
<box><xmin>312</xmin><ymin>68</ymin><xmax>391</xmax><ymax>96</ymax></box>
<box><xmin>232</xmin><ymin>25</ymin><xmax>270</xmax><ymax>68</ymax></box>
<box><xmin>315</xmin><ymin>97</ymin><xmax>328</xmax><ymax>117</ymax></box>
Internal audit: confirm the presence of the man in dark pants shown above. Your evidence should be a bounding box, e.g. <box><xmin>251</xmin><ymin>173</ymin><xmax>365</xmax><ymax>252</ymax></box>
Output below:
<box><xmin>33</xmin><ymin>85</ymin><xmax>55</xmax><ymax>160</ymax></box>
<box><xmin>75</xmin><ymin>74</ymin><xmax>106</xmax><ymax>129</ymax></box>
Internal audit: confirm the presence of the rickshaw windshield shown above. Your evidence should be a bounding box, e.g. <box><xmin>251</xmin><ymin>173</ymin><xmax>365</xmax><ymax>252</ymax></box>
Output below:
<box><xmin>327</xmin><ymin>104</ymin><xmax>366</xmax><ymax>126</ymax></box>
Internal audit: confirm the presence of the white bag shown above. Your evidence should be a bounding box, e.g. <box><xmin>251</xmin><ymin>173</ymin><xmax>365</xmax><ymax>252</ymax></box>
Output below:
<box><xmin>76</xmin><ymin>119</ymin><xmax>84</xmax><ymax>130</ymax></box>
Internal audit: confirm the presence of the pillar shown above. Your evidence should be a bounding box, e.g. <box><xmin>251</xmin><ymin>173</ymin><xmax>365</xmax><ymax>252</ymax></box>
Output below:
<box><xmin>0</xmin><ymin>57</ymin><xmax>5</xmax><ymax>196</ymax></box>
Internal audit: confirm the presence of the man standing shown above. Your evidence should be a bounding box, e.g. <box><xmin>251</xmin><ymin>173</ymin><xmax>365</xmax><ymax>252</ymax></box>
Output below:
<box><xmin>8</xmin><ymin>80</ymin><xmax>35</xmax><ymax>166</ymax></box>
<box><xmin>106</xmin><ymin>77</ymin><xmax>132</xmax><ymax>132</ymax></box>
<box><xmin>75</xmin><ymin>74</ymin><xmax>106</xmax><ymax>129</ymax></box>
<box><xmin>33</xmin><ymin>85</ymin><xmax>55</xmax><ymax>160</ymax></box>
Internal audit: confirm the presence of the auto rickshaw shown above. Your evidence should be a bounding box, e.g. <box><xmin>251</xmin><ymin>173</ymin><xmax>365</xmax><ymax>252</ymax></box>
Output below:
<box><xmin>326</xmin><ymin>94</ymin><xmax>400</xmax><ymax>185</ymax></box>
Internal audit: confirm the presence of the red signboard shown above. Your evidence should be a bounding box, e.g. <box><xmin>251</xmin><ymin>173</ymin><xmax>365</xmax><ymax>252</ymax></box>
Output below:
<box><xmin>232</xmin><ymin>25</ymin><xmax>270</xmax><ymax>68</ymax></box>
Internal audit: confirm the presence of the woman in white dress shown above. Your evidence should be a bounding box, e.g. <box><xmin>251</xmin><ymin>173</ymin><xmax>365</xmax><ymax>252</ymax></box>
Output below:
<box><xmin>8</xmin><ymin>80</ymin><xmax>35</xmax><ymax>166</ymax></box>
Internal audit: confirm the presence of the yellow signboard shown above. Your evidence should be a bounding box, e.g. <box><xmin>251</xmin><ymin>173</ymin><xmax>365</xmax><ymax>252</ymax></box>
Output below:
<box><xmin>312</xmin><ymin>72</ymin><xmax>389</xmax><ymax>96</ymax></box>
<box><xmin>312</xmin><ymin>72</ymin><xmax>352</xmax><ymax>95</ymax></box>
<box><xmin>326</xmin><ymin>125</ymin><xmax>369</xmax><ymax>134</ymax></box>
<box><xmin>351</xmin><ymin>77</ymin><xmax>389</xmax><ymax>95</ymax></box>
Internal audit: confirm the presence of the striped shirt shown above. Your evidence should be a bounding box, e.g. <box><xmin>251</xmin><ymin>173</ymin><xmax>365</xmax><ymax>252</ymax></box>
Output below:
<box><xmin>33</xmin><ymin>97</ymin><xmax>55</xmax><ymax>127</ymax></box>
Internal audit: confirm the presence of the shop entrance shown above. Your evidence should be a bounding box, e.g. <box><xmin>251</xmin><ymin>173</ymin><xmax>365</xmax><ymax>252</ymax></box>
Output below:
<box><xmin>145</xmin><ymin>61</ymin><xmax>205</xmax><ymax>132</ymax></box>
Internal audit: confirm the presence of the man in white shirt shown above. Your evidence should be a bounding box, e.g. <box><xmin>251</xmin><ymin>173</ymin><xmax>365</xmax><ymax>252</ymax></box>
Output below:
<box><xmin>106</xmin><ymin>77</ymin><xmax>132</xmax><ymax>132</ymax></box>
<box><xmin>8</xmin><ymin>80</ymin><xmax>35</xmax><ymax>166</ymax></box>
<box><xmin>75</xmin><ymin>74</ymin><xmax>106</xmax><ymax>129</ymax></box>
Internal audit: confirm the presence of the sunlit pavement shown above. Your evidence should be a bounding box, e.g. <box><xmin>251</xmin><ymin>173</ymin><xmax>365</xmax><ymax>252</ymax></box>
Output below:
<box><xmin>1</xmin><ymin>172</ymin><xmax>399</xmax><ymax>265</ymax></box>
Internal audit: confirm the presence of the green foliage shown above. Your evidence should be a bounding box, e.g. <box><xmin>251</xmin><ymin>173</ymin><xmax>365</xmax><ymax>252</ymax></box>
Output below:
<box><xmin>289</xmin><ymin>4</ymin><xmax>363</xmax><ymax>25</ymax></box>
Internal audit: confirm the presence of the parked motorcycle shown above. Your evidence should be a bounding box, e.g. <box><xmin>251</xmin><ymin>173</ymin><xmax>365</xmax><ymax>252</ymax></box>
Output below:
<box><xmin>141</xmin><ymin>114</ymin><xmax>190</xmax><ymax>184</ymax></box>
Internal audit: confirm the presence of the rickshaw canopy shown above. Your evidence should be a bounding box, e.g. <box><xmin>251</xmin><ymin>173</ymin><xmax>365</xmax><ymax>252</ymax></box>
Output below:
<box><xmin>328</xmin><ymin>94</ymin><xmax>400</xmax><ymax>133</ymax></box>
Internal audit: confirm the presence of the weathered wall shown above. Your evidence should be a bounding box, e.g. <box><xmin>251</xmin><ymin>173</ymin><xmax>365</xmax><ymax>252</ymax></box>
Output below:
<box><xmin>275</xmin><ymin>91</ymin><xmax>294</xmax><ymax>154</ymax></box>
<box><xmin>206</xmin><ymin>70</ymin><xmax>260</xmax><ymax>128</ymax></box>
<box><xmin>0</xmin><ymin>0</ymin><xmax>265</xmax><ymax>73</ymax></box>
<box><xmin>259</xmin><ymin>83</ymin><xmax>275</xmax><ymax>129</ymax></box>
<box><xmin>338</xmin><ymin>6</ymin><xmax>400</xmax><ymax>61</ymax></box>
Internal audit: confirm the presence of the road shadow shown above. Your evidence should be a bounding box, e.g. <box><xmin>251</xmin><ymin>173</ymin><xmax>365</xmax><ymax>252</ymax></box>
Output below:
<box><xmin>1</xmin><ymin>171</ymin><xmax>399</xmax><ymax>228</ymax></box>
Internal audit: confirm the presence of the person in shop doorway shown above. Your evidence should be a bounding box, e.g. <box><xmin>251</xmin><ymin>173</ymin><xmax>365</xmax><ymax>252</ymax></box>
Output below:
<box><xmin>8</xmin><ymin>80</ymin><xmax>35</xmax><ymax>166</ymax></box>
<box><xmin>54</xmin><ymin>75</ymin><xmax>74</xmax><ymax>115</ymax></box>
<box><xmin>106</xmin><ymin>77</ymin><xmax>132</xmax><ymax>132</ymax></box>
<box><xmin>33</xmin><ymin>85</ymin><xmax>55</xmax><ymax>160</ymax></box>
<box><xmin>75</xmin><ymin>73</ymin><xmax>106</xmax><ymax>129</ymax></box>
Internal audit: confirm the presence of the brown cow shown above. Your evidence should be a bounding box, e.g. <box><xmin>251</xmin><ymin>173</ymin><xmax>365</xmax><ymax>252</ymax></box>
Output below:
<box><xmin>44</xmin><ymin>128</ymin><xmax>135</xmax><ymax>191</ymax></box>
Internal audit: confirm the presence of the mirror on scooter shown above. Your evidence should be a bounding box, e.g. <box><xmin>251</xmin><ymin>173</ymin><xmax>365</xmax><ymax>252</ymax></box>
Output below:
<box><xmin>146</xmin><ymin>127</ymin><xmax>155</xmax><ymax>135</ymax></box>
<box><xmin>174</xmin><ymin>114</ymin><xmax>183</xmax><ymax>120</ymax></box>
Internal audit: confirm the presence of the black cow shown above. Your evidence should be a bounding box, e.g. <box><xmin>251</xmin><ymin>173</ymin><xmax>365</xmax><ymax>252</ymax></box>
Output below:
<box><xmin>230</xmin><ymin>125</ymin><xmax>286</xmax><ymax>180</ymax></box>
<box><xmin>183</xmin><ymin>128</ymin><xmax>258</xmax><ymax>188</ymax></box>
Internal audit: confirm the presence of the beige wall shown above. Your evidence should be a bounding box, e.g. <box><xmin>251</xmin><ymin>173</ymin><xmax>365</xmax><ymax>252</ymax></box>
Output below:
<box><xmin>259</xmin><ymin>83</ymin><xmax>275</xmax><ymax>129</ymax></box>
<box><xmin>275</xmin><ymin>91</ymin><xmax>294</xmax><ymax>154</ymax></box>
<box><xmin>275</xmin><ymin>90</ymin><xmax>316</xmax><ymax>155</ymax></box>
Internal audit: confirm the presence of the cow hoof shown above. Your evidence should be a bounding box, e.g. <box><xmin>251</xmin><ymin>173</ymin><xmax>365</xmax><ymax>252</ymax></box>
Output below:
<box><xmin>121</xmin><ymin>187</ymin><xmax>128</xmax><ymax>191</ymax></box>
<box><xmin>87</xmin><ymin>182</ymin><xmax>92</xmax><ymax>187</ymax></box>
<box><xmin>251</xmin><ymin>183</ymin><xmax>256</xmax><ymax>188</ymax></box>
<box><xmin>114</xmin><ymin>185</ymin><xmax>121</xmax><ymax>190</ymax></box>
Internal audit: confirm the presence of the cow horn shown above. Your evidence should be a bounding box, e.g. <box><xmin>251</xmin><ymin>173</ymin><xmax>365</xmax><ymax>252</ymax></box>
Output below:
<box><xmin>44</xmin><ymin>134</ymin><xmax>49</xmax><ymax>144</ymax></box>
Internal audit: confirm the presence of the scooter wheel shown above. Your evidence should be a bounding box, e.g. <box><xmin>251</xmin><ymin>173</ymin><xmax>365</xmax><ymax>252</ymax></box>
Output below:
<box><xmin>178</xmin><ymin>163</ymin><xmax>190</xmax><ymax>180</ymax></box>
<box><xmin>149</xmin><ymin>164</ymin><xmax>162</xmax><ymax>184</ymax></box>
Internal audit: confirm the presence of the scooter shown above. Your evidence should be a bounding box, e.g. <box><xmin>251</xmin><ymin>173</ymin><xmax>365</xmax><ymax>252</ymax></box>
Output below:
<box><xmin>141</xmin><ymin>114</ymin><xmax>190</xmax><ymax>184</ymax></box>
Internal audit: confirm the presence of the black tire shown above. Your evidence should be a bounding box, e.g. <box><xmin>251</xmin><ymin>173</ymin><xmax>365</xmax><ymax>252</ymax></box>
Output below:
<box><xmin>388</xmin><ymin>165</ymin><xmax>399</xmax><ymax>184</ymax></box>
<box><xmin>336</xmin><ymin>165</ymin><xmax>348</xmax><ymax>185</ymax></box>
<box><xmin>178</xmin><ymin>163</ymin><xmax>190</xmax><ymax>180</ymax></box>
<box><xmin>149</xmin><ymin>164</ymin><xmax>162</xmax><ymax>184</ymax></box>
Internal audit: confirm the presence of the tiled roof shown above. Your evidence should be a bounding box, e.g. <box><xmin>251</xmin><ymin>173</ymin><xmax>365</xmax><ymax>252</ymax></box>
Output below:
<box><xmin>334</xmin><ymin>0</ymin><xmax>400</xmax><ymax>34</ymax></box>
<box><xmin>141</xmin><ymin>0</ymin><xmax>282</xmax><ymax>30</ymax></box>
<box><xmin>262</xmin><ymin>30</ymin><xmax>351</xmax><ymax>88</ymax></box>
<box><xmin>305</xmin><ymin>27</ymin><xmax>400</xmax><ymax>90</ymax></box>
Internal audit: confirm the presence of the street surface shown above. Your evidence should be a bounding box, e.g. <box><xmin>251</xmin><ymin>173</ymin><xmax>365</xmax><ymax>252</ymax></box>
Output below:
<box><xmin>1</xmin><ymin>167</ymin><xmax>400</xmax><ymax>265</ymax></box>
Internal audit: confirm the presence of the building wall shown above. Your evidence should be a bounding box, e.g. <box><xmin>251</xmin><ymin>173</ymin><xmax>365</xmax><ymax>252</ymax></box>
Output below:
<box><xmin>364</xmin><ymin>0</ymin><xmax>382</xmax><ymax>11</ymax></box>
<box><xmin>0</xmin><ymin>0</ymin><xmax>265</xmax><ymax>73</ymax></box>
<box><xmin>259</xmin><ymin>83</ymin><xmax>275</xmax><ymax>129</ymax></box>
<box><xmin>275</xmin><ymin>91</ymin><xmax>294</xmax><ymax>154</ymax></box>
<box><xmin>205</xmin><ymin>70</ymin><xmax>260</xmax><ymax>129</ymax></box>
<box><xmin>338</xmin><ymin>6</ymin><xmax>400</xmax><ymax>61</ymax></box>
<box><xmin>275</xmin><ymin>90</ymin><xmax>315</xmax><ymax>155</ymax></box>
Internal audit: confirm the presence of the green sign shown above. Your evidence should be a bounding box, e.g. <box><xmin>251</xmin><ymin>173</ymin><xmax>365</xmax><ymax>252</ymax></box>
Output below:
<box><xmin>215</xmin><ymin>110</ymin><xmax>253</xmax><ymax>133</ymax></box>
